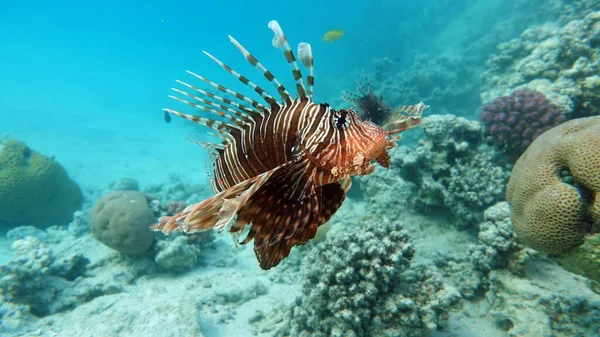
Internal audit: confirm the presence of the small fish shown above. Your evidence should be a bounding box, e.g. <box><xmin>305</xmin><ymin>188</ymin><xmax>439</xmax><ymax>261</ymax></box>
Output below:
<box><xmin>163</xmin><ymin>110</ymin><xmax>171</xmax><ymax>123</ymax></box>
<box><xmin>152</xmin><ymin>20</ymin><xmax>427</xmax><ymax>270</ymax></box>
<box><xmin>323</xmin><ymin>29</ymin><xmax>344</xmax><ymax>43</ymax></box>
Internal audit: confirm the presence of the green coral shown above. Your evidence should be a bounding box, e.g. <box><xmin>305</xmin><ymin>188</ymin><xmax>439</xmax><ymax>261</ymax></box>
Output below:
<box><xmin>553</xmin><ymin>234</ymin><xmax>600</xmax><ymax>282</ymax></box>
<box><xmin>0</xmin><ymin>138</ymin><xmax>82</xmax><ymax>228</ymax></box>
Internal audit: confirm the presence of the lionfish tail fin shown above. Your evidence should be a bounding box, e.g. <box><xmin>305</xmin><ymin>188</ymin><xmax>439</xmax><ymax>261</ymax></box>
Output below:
<box><xmin>150</xmin><ymin>169</ymin><xmax>276</xmax><ymax>235</ymax></box>
<box><xmin>383</xmin><ymin>101</ymin><xmax>429</xmax><ymax>135</ymax></box>
<box><xmin>268</xmin><ymin>20</ymin><xmax>308</xmax><ymax>100</ymax></box>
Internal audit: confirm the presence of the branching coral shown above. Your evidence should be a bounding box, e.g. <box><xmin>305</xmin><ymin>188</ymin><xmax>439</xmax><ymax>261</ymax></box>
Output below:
<box><xmin>480</xmin><ymin>89</ymin><xmax>565</xmax><ymax>158</ymax></box>
<box><xmin>377</xmin><ymin>114</ymin><xmax>509</xmax><ymax>228</ymax></box>
<box><xmin>288</xmin><ymin>221</ymin><xmax>460</xmax><ymax>337</ymax></box>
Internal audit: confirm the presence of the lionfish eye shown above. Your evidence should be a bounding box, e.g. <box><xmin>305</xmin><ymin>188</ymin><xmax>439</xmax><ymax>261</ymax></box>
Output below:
<box><xmin>333</xmin><ymin>109</ymin><xmax>350</xmax><ymax>130</ymax></box>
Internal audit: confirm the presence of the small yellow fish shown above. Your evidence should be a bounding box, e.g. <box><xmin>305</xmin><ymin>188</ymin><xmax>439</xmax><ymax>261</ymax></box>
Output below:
<box><xmin>323</xmin><ymin>29</ymin><xmax>344</xmax><ymax>43</ymax></box>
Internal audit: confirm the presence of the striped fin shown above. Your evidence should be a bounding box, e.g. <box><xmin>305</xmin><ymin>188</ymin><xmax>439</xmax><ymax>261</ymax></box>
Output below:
<box><xmin>393</xmin><ymin>101</ymin><xmax>429</xmax><ymax>116</ymax></box>
<box><xmin>297</xmin><ymin>42</ymin><xmax>314</xmax><ymax>98</ymax></box>
<box><xmin>339</xmin><ymin>176</ymin><xmax>352</xmax><ymax>193</ymax></box>
<box><xmin>186</xmin><ymin>70</ymin><xmax>267</xmax><ymax>113</ymax></box>
<box><xmin>174</xmin><ymin>79</ymin><xmax>259</xmax><ymax>120</ymax></box>
<box><xmin>163</xmin><ymin>108</ymin><xmax>240</xmax><ymax>138</ymax></box>
<box><xmin>383</xmin><ymin>101</ymin><xmax>429</xmax><ymax>135</ymax></box>
<box><xmin>203</xmin><ymin>50</ymin><xmax>279</xmax><ymax>107</ymax></box>
<box><xmin>228</xmin><ymin>35</ymin><xmax>292</xmax><ymax>104</ymax></box>
<box><xmin>268</xmin><ymin>20</ymin><xmax>307</xmax><ymax>100</ymax></box>
<box><xmin>169</xmin><ymin>90</ymin><xmax>248</xmax><ymax>127</ymax></box>
<box><xmin>151</xmin><ymin>166</ymin><xmax>277</xmax><ymax>235</ymax></box>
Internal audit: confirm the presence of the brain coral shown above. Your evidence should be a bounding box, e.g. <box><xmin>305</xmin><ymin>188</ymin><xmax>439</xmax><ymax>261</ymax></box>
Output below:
<box><xmin>506</xmin><ymin>116</ymin><xmax>600</xmax><ymax>253</ymax></box>
<box><xmin>0</xmin><ymin>138</ymin><xmax>82</xmax><ymax>228</ymax></box>
<box><xmin>90</xmin><ymin>191</ymin><xmax>154</xmax><ymax>255</ymax></box>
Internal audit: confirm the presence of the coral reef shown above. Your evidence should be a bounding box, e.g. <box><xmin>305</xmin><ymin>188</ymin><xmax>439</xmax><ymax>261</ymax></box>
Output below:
<box><xmin>0</xmin><ymin>236</ymin><xmax>120</xmax><ymax>321</ymax></box>
<box><xmin>479</xmin><ymin>89</ymin><xmax>565</xmax><ymax>158</ymax></box>
<box><xmin>144</xmin><ymin>174</ymin><xmax>210</xmax><ymax>208</ymax></box>
<box><xmin>482</xmin><ymin>11</ymin><xmax>600</xmax><ymax>119</ymax></box>
<box><xmin>506</xmin><ymin>116</ymin><xmax>600</xmax><ymax>254</ymax></box>
<box><xmin>434</xmin><ymin>202</ymin><xmax>531</xmax><ymax>299</ymax></box>
<box><xmin>286</xmin><ymin>221</ymin><xmax>460</xmax><ymax>337</ymax></box>
<box><xmin>107</xmin><ymin>177</ymin><xmax>140</xmax><ymax>191</ymax></box>
<box><xmin>369</xmin><ymin>114</ymin><xmax>509</xmax><ymax>228</ymax></box>
<box><xmin>485</xmin><ymin>265</ymin><xmax>600</xmax><ymax>337</ymax></box>
<box><xmin>0</xmin><ymin>138</ymin><xmax>82</xmax><ymax>228</ymax></box>
<box><xmin>470</xmin><ymin>203</ymin><xmax>531</xmax><ymax>276</ymax></box>
<box><xmin>154</xmin><ymin>235</ymin><xmax>202</xmax><ymax>273</ymax></box>
<box><xmin>553</xmin><ymin>234</ymin><xmax>600</xmax><ymax>283</ymax></box>
<box><xmin>89</xmin><ymin>191</ymin><xmax>155</xmax><ymax>255</ymax></box>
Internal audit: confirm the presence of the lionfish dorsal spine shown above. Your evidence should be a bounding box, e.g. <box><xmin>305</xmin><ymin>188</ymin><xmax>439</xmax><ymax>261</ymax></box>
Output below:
<box><xmin>185</xmin><ymin>70</ymin><xmax>267</xmax><ymax>113</ymax></box>
<box><xmin>202</xmin><ymin>50</ymin><xmax>279</xmax><ymax>107</ymax></box>
<box><xmin>168</xmin><ymin>88</ymin><xmax>249</xmax><ymax>127</ymax></box>
<box><xmin>162</xmin><ymin>108</ymin><xmax>239</xmax><ymax>140</ymax></box>
<box><xmin>297</xmin><ymin>42</ymin><xmax>314</xmax><ymax>98</ymax></box>
<box><xmin>267</xmin><ymin>20</ymin><xmax>308</xmax><ymax>100</ymax></box>
<box><xmin>228</xmin><ymin>35</ymin><xmax>292</xmax><ymax>105</ymax></box>
<box><xmin>174</xmin><ymin>79</ymin><xmax>258</xmax><ymax>121</ymax></box>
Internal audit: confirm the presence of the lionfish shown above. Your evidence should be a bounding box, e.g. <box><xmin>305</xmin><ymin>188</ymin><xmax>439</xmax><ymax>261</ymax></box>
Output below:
<box><xmin>342</xmin><ymin>70</ymin><xmax>413</xmax><ymax>127</ymax></box>
<box><xmin>152</xmin><ymin>20</ymin><xmax>428</xmax><ymax>270</ymax></box>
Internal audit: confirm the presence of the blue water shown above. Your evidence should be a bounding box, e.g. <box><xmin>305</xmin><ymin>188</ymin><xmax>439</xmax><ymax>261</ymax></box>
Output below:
<box><xmin>2</xmin><ymin>0</ymin><xmax>425</xmax><ymax>188</ymax></box>
<box><xmin>2</xmin><ymin>1</ymin><xmax>599</xmax><ymax>336</ymax></box>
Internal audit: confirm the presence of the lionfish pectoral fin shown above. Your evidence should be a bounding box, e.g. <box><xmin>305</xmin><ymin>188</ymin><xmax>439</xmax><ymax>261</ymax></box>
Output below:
<box><xmin>150</xmin><ymin>166</ymin><xmax>280</xmax><ymax>235</ymax></box>
<box><xmin>340</xmin><ymin>176</ymin><xmax>352</xmax><ymax>193</ymax></box>
<box><xmin>383</xmin><ymin>101</ymin><xmax>429</xmax><ymax>135</ymax></box>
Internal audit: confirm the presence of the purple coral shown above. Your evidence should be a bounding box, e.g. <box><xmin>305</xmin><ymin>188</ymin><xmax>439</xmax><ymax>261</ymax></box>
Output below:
<box><xmin>479</xmin><ymin>90</ymin><xmax>565</xmax><ymax>157</ymax></box>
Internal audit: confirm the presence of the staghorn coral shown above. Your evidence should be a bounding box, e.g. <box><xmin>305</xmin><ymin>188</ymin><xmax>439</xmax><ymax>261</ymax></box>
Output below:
<box><xmin>0</xmin><ymin>138</ymin><xmax>82</xmax><ymax>228</ymax></box>
<box><xmin>506</xmin><ymin>116</ymin><xmax>600</xmax><ymax>254</ymax></box>
<box><xmin>482</xmin><ymin>11</ymin><xmax>600</xmax><ymax>119</ymax></box>
<box><xmin>288</xmin><ymin>221</ymin><xmax>460</xmax><ymax>337</ymax></box>
<box><xmin>479</xmin><ymin>89</ymin><xmax>565</xmax><ymax>159</ymax></box>
<box><xmin>89</xmin><ymin>191</ymin><xmax>155</xmax><ymax>255</ymax></box>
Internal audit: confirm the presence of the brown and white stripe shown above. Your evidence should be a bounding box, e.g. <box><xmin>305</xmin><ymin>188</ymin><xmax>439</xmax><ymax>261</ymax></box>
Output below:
<box><xmin>152</xmin><ymin>20</ymin><xmax>426</xmax><ymax>269</ymax></box>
